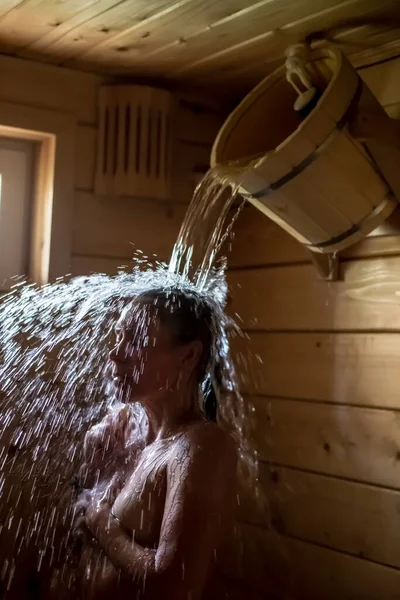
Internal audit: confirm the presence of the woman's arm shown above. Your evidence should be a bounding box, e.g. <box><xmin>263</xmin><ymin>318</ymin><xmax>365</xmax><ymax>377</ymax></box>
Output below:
<box><xmin>86</xmin><ymin>424</ymin><xmax>237</xmax><ymax>599</ymax></box>
<box><xmin>79</xmin><ymin>404</ymin><xmax>136</xmax><ymax>488</ymax></box>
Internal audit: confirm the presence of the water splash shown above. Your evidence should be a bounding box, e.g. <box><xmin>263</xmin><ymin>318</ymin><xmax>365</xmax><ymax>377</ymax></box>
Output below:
<box><xmin>0</xmin><ymin>163</ymin><xmax>260</xmax><ymax>596</ymax></box>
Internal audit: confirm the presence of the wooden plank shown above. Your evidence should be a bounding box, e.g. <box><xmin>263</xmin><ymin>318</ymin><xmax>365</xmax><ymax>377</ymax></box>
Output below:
<box><xmin>0</xmin><ymin>54</ymin><xmax>99</xmax><ymax>124</ymax></box>
<box><xmin>246</xmin><ymin>396</ymin><xmax>400</xmax><ymax>488</ymax></box>
<box><xmin>163</xmin><ymin>0</ymin><xmax>397</xmax><ymax>77</ymax></box>
<box><xmin>71</xmin><ymin>254</ymin><xmax>135</xmax><ymax>276</ymax></box>
<box><xmin>220</xmin><ymin>522</ymin><xmax>400</xmax><ymax>599</ymax></box>
<box><xmin>171</xmin><ymin>141</ymin><xmax>211</xmax><ymax>203</ymax></box>
<box><xmin>386</xmin><ymin>101</ymin><xmax>400</xmax><ymax>119</ymax></box>
<box><xmin>205</xmin><ymin>575</ymin><xmax>265</xmax><ymax>600</ymax></box>
<box><xmin>238</xmin><ymin>464</ymin><xmax>400</xmax><ymax>569</ymax></box>
<box><xmin>226</xmin><ymin>205</ymin><xmax>309</xmax><ymax>268</ymax></box>
<box><xmin>75</xmin><ymin>125</ymin><xmax>97</xmax><ymax>190</ymax></box>
<box><xmin>176</xmin><ymin>100</ymin><xmax>223</xmax><ymax>146</ymax></box>
<box><xmin>208</xmin><ymin>23</ymin><xmax>400</xmax><ymax>90</ymax></box>
<box><xmin>228</xmin><ymin>255</ymin><xmax>400</xmax><ymax>331</ymax></box>
<box><xmin>0</xmin><ymin>0</ymin><xmax>104</xmax><ymax>52</ymax></box>
<box><xmin>28</xmin><ymin>0</ymin><xmax>184</xmax><ymax>61</ymax></box>
<box><xmin>198</xmin><ymin>38</ymin><xmax>400</xmax><ymax>99</ymax></box>
<box><xmin>346</xmin><ymin>234</ymin><xmax>400</xmax><ymax>259</ymax></box>
<box><xmin>74</xmin><ymin>0</ymin><xmax>269</xmax><ymax>67</ymax></box>
<box><xmin>0</xmin><ymin>0</ymin><xmax>25</xmax><ymax>19</ymax></box>
<box><xmin>344</xmin><ymin>33</ymin><xmax>400</xmax><ymax>70</ymax></box>
<box><xmin>83</xmin><ymin>0</ymin><xmax>388</xmax><ymax>77</ymax></box>
<box><xmin>232</xmin><ymin>332</ymin><xmax>400</xmax><ymax>409</ymax></box>
<box><xmin>225</xmin><ymin>203</ymin><xmax>400</xmax><ymax>269</ymax></box>
<box><xmin>360</xmin><ymin>55</ymin><xmax>400</xmax><ymax>108</ymax></box>
<box><xmin>23</xmin><ymin>0</ymin><xmax>131</xmax><ymax>57</ymax></box>
<box><xmin>72</xmin><ymin>191</ymin><xmax>186</xmax><ymax>262</ymax></box>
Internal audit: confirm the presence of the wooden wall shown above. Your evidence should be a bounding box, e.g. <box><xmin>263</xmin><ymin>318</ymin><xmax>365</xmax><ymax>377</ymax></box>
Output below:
<box><xmin>0</xmin><ymin>54</ymin><xmax>223</xmax><ymax>278</ymax></box>
<box><xmin>5</xmin><ymin>49</ymin><xmax>400</xmax><ymax>599</ymax></box>
<box><xmin>222</xmin><ymin>55</ymin><xmax>400</xmax><ymax>599</ymax></box>
<box><xmin>71</xmin><ymin>95</ymin><xmax>224</xmax><ymax>275</ymax></box>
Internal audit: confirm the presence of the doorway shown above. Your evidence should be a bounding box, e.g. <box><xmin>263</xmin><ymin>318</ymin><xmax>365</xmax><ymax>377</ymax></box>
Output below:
<box><xmin>0</xmin><ymin>137</ymin><xmax>36</xmax><ymax>290</ymax></box>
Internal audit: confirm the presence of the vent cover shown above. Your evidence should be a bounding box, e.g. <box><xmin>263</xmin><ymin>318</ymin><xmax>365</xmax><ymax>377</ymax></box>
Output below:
<box><xmin>95</xmin><ymin>85</ymin><xmax>174</xmax><ymax>199</ymax></box>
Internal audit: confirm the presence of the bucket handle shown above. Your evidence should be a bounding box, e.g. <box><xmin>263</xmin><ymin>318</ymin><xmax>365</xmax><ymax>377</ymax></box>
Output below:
<box><xmin>285</xmin><ymin>43</ymin><xmax>314</xmax><ymax>95</ymax></box>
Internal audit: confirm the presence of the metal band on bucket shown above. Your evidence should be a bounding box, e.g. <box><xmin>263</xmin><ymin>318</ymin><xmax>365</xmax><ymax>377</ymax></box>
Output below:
<box><xmin>306</xmin><ymin>192</ymin><xmax>396</xmax><ymax>250</ymax></box>
<box><xmin>241</xmin><ymin>79</ymin><xmax>363</xmax><ymax>201</ymax></box>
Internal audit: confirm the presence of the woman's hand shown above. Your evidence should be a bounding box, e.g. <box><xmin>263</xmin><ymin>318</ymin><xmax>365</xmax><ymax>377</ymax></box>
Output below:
<box><xmin>84</xmin><ymin>404</ymin><xmax>133</xmax><ymax>462</ymax></box>
<box><xmin>70</xmin><ymin>489</ymin><xmax>93</xmax><ymax>547</ymax></box>
<box><xmin>85</xmin><ymin>496</ymin><xmax>110</xmax><ymax>535</ymax></box>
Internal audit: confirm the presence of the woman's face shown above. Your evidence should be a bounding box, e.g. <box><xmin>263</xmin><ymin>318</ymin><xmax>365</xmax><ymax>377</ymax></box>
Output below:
<box><xmin>109</xmin><ymin>303</ymin><xmax>185</xmax><ymax>401</ymax></box>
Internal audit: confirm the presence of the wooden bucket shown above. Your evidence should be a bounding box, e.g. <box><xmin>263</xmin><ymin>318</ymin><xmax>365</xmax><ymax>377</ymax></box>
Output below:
<box><xmin>211</xmin><ymin>45</ymin><xmax>398</xmax><ymax>254</ymax></box>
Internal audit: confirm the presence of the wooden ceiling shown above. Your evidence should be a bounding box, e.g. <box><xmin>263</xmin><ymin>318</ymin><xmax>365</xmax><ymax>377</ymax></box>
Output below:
<box><xmin>1</xmin><ymin>0</ymin><xmax>400</xmax><ymax>93</ymax></box>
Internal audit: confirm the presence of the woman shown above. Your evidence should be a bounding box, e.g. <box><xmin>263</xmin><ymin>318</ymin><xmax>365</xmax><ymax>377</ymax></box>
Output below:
<box><xmin>73</xmin><ymin>287</ymin><xmax>237</xmax><ymax>600</ymax></box>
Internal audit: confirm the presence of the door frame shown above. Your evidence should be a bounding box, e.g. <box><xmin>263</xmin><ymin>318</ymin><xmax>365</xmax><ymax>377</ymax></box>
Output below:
<box><xmin>0</xmin><ymin>101</ymin><xmax>76</xmax><ymax>284</ymax></box>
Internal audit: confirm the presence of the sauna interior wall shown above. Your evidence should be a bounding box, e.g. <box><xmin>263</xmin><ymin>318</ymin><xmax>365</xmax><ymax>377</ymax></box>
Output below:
<box><xmin>0</xmin><ymin>53</ymin><xmax>222</xmax><ymax>278</ymax></box>
<box><xmin>4</xmin><ymin>50</ymin><xmax>400</xmax><ymax>600</ymax></box>
<box><xmin>224</xmin><ymin>55</ymin><xmax>400</xmax><ymax>599</ymax></box>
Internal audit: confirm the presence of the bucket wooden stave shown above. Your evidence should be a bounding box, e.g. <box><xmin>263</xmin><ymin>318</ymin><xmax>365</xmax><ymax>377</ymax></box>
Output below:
<box><xmin>211</xmin><ymin>45</ymin><xmax>398</xmax><ymax>254</ymax></box>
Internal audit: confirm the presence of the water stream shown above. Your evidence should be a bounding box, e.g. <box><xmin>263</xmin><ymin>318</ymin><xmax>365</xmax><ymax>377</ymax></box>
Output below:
<box><xmin>0</xmin><ymin>164</ymin><xmax>260</xmax><ymax>597</ymax></box>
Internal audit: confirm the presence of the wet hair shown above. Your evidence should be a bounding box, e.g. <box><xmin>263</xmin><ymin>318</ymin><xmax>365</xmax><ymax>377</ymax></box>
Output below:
<box><xmin>134</xmin><ymin>287</ymin><xmax>222</xmax><ymax>421</ymax></box>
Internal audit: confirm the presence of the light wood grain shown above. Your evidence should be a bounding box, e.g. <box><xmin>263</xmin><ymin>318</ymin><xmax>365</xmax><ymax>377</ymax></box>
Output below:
<box><xmin>169</xmin><ymin>0</ymin><xmax>394</xmax><ymax>75</ymax></box>
<box><xmin>166</xmin><ymin>0</ymin><xmax>398</xmax><ymax>77</ymax></box>
<box><xmin>208</xmin><ymin>41</ymin><xmax>400</xmax><ymax>100</ymax></box>
<box><xmin>75</xmin><ymin>125</ymin><xmax>97</xmax><ymax>190</ymax></box>
<box><xmin>0</xmin><ymin>100</ymin><xmax>76</xmax><ymax>282</ymax></box>
<box><xmin>213</xmin><ymin>23</ymin><xmax>400</xmax><ymax>91</ymax></box>
<box><xmin>24</xmin><ymin>0</ymin><xmax>136</xmax><ymax>56</ymax></box>
<box><xmin>246</xmin><ymin>396</ymin><xmax>400</xmax><ymax>488</ymax></box>
<box><xmin>72</xmin><ymin>191</ymin><xmax>186</xmax><ymax>262</ymax></box>
<box><xmin>0</xmin><ymin>0</ymin><xmax>25</xmax><ymax>19</ymax></box>
<box><xmin>73</xmin><ymin>0</ymin><xmax>271</xmax><ymax>68</ymax></box>
<box><xmin>238</xmin><ymin>464</ymin><xmax>400</xmax><ymax>568</ymax></box>
<box><xmin>229</xmin><ymin>255</ymin><xmax>400</xmax><ymax>331</ymax></box>
<box><xmin>220</xmin><ymin>522</ymin><xmax>400</xmax><ymax>599</ymax></box>
<box><xmin>171</xmin><ymin>141</ymin><xmax>211</xmax><ymax>203</ymax></box>
<box><xmin>29</xmin><ymin>0</ymin><xmax>185</xmax><ymax>61</ymax></box>
<box><xmin>3</xmin><ymin>0</ymin><xmax>398</xmax><ymax>94</ymax></box>
<box><xmin>0</xmin><ymin>54</ymin><xmax>100</xmax><ymax>124</ymax></box>
<box><xmin>232</xmin><ymin>332</ymin><xmax>400</xmax><ymax>409</ymax></box>
<box><xmin>360</xmin><ymin>55</ymin><xmax>400</xmax><ymax>108</ymax></box>
<box><xmin>226</xmin><ymin>205</ymin><xmax>400</xmax><ymax>268</ymax></box>
<box><xmin>386</xmin><ymin>101</ymin><xmax>400</xmax><ymax>119</ymax></box>
<box><xmin>225</xmin><ymin>206</ymin><xmax>308</xmax><ymax>267</ymax></box>
<box><xmin>70</xmin><ymin>0</ymin><xmax>398</xmax><ymax>85</ymax></box>
<box><xmin>176</xmin><ymin>101</ymin><xmax>223</xmax><ymax>146</ymax></box>
<box><xmin>71</xmin><ymin>255</ymin><xmax>135</xmax><ymax>276</ymax></box>
<box><xmin>0</xmin><ymin>0</ymin><xmax>104</xmax><ymax>52</ymax></box>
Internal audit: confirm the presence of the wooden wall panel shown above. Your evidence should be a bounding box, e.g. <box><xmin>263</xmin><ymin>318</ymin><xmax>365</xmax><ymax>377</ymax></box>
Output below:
<box><xmin>229</xmin><ymin>256</ymin><xmax>400</xmax><ymax>332</ymax></box>
<box><xmin>247</xmin><ymin>396</ymin><xmax>400</xmax><ymax>489</ymax></box>
<box><xmin>70</xmin><ymin>96</ymin><xmax>222</xmax><ymax>272</ymax></box>
<box><xmin>226</xmin><ymin>205</ymin><xmax>400</xmax><ymax>268</ymax></box>
<box><xmin>176</xmin><ymin>102</ymin><xmax>223</xmax><ymax>146</ymax></box>
<box><xmin>75</xmin><ymin>125</ymin><xmax>97</xmax><ymax>191</ymax></box>
<box><xmin>220</xmin><ymin>523</ymin><xmax>400</xmax><ymax>600</ymax></box>
<box><xmin>360</xmin><ymin>56</ymin><xmax>400</xmax><ymax>108</ymax></box>
<box><xmin>0</xmin><ymin>54</ymin><xmax>99</xmax><ymax>125</ymax></box>
<box><xmin>171</xmin><ymin>141</ymin><xmax>212</xmax><ymax>203</ymax></box>
<box><xmin>223</xmin><ymin>54</ymin><xmax>400</xmax><ymax>598</ymax></box>
<box><xmin>71</xmin><ymin>255</ymin><xmax>135</xmax><ymax>277</ymax></box>
<box><xmin>238</xmin><ymin>464</ymin><xmax>400</xmax><ymax>569</ymax></box>
<box><xmin>232</xmin><ymin>332</ymin><xmax>400</xmax><ymax>408</ymax></box>
<box><xmin>225</xmin><ymin>206</ymin><xmax>308</xmax><ymax>268</ymax></box>
<box><xmin>72</xmin><ymin>191</ymin><xmax>186</xmax><ymax>262</ymax></box>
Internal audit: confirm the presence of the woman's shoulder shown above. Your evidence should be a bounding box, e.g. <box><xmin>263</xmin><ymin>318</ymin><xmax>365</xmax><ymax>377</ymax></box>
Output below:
<box><xmin>180</xmin><ymin>420</ymin><xmax>237</xmax><ymax>466</ymax></box>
